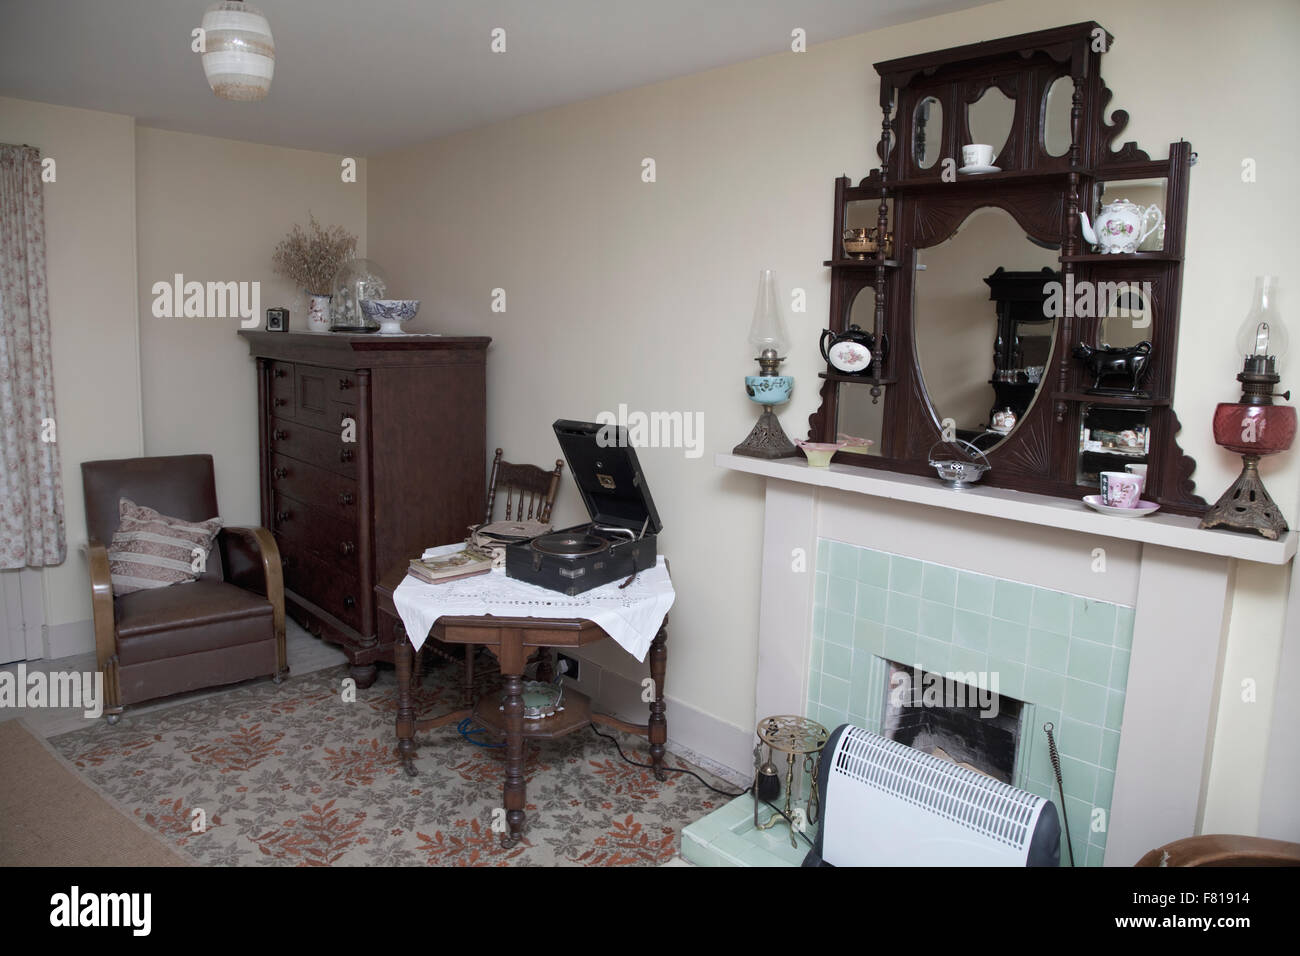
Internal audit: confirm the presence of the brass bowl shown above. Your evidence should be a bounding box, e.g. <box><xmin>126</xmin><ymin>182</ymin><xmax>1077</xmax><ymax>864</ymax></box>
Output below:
<box><xmin>843</xmin><ymin>227</ymin><xmax>892</xmax><ymax>259</ymax></box>
<box><xmin>843</xmin><ymin>228</ymin><xmax>878</xmax><ymax>258</ymax></box>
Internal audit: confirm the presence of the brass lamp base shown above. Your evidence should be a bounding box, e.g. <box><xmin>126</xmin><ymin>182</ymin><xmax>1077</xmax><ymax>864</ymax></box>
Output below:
<box><xmin>1199</xmin><ymin>455</ymin><xmax>1289</xmax><ymax>540</ymax></box>
<box><xmin>734</xmin><ymin>406</ymin><xmax>797</xmax><ymax>459</ymax></box>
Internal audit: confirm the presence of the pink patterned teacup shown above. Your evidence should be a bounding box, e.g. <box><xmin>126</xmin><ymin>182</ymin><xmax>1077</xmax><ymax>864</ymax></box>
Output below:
<box><xmin>1100</xmin><ymin>471</ymin><xmax>1143</xmax><ymax>508</ymax></box>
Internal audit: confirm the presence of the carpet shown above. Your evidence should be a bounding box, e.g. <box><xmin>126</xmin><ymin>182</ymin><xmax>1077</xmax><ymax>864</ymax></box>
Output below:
<box><xmin>45</xmin><ymin>659</ymin><xmax>730</xmax><ymax>866</ymax></box>
<box><xmin>0</xmin><ymin>719</ymin><xmax>191</xmax><ymax>866</ymax></box>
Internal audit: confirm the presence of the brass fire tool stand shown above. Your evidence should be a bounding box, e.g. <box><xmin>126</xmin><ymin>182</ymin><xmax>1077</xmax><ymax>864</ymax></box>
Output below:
<box><xmin>752</xmin><ymin>716</ymin><xmax>830</xmax><ymax>849</ymax></box>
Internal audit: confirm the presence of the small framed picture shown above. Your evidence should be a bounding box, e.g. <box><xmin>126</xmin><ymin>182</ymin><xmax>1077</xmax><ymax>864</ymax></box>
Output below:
<box><xmin>266</xmin><ymin>307</ymin><xmax>289</xmax><ymax>332</ymax></box>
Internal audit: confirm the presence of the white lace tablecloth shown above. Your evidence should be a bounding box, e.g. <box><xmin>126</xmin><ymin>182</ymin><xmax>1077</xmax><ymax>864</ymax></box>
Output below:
<box><xmin>392</xmin><ymin>556</ymin><xmax>674</xmax><ymax>662</ymax></box>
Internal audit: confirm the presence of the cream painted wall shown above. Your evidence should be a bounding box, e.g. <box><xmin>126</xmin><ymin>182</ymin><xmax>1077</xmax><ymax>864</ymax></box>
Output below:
<box><xmin>134</xmin><ymin>128</ymin><xmax>367</xmax><ymax>526</ymax></box>
<box><xmin>0</xmin><ymin>98</ymin><xmax>143</xmax><ymax>637</ymax></box>
<box><xmin>0</xmin><ymin>101</ymin><xmax>365</xmax><ymax>653</ymax></box>
<box><xmin>367</xmin><ymin>0</ymin><xmax>1300</xmax><ymax>833</ymax></box>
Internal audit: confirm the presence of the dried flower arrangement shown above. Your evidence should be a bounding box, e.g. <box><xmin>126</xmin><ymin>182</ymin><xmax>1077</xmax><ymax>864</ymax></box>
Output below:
<box><xmin>271</xmin><ymin>214</ymin><xmax>358</xmax><ymax>296</ymax></box>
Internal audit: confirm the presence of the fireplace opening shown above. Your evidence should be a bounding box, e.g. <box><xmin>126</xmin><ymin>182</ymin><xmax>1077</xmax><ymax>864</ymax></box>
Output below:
<box><xmin>880</xmin><ymin>659</ymin><xmax>1024</xmax><ymax>783</ymax></box>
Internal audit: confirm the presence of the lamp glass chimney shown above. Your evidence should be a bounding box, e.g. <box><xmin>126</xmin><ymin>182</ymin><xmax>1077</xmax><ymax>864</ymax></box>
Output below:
<box><xmin>1236</xmin><ymin>276</ymin><xmax>1287</xmax><ymax>375</ymax></box>
<box><xmin>748</xmin><ymin>269</ymin><xmax>790</xmax><ymax>359</ymax></box>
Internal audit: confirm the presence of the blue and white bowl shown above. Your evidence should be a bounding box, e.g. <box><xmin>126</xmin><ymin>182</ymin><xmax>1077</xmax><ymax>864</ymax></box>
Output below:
<box><xmin>359</xmin><ymin>298</ymin><xmax>420</xmax><ymax>335</ymax></box>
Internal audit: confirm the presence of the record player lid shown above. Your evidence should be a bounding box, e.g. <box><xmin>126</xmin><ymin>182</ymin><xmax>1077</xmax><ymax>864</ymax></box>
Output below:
<box><xmin>552</xmin><ymin>419</ymin><xmax>663</xmax><ymax>534</ymax></box>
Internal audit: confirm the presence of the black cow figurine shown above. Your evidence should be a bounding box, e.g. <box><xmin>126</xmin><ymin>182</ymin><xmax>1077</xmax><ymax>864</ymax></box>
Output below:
<box><xmin>1072</xmin><ymin>340</ymin><xmax>1153</xmax><ymax>393</ymax></box>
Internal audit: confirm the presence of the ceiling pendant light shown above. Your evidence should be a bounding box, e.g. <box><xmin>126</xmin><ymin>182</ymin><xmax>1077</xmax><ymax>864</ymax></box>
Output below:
<box><xmin>201</xmin><ymin>0</ymin><xmax>275</xmax><ymax>102</ymax></box>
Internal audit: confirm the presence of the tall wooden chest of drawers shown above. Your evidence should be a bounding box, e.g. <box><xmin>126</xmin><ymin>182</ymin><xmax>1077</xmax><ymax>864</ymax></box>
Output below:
<box><xmin>239</xmin><ymin>332</ymin><xmax>490</xmax><ymax>686</ymax></box>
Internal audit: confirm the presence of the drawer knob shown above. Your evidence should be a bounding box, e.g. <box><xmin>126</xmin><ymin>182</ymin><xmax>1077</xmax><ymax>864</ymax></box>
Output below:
<box><xmin>338</xmin><ymin>492</ymin><xmax>354</xmax><ymax>506</ymax></box>
<box><xmin>281</xmin><ymin>556</ymin><xmax>292</xmax><ymax>569</ymax></box>
<box><xmin>276</xmin><ymin>509</ymin><xmax>291</xmax><ymax>523</ymax></box>
<box><xmin>274</xmin><ymin>397</ymin><xmax>288</xmax><ymax>407</ymax></box>
<box><xmin>338</xmin><ymin>378</ymin><xmax>353</xmax><ymax>391</ymax></box>
<box><xmin>273</xmin><ymin>467</ymin><xmax>288</xmax><ymax>479</ymax></box>
<box><xmin>273</xmin><ymin>368</ymin><xmax>286</xmax><ymax>379</ymax></box>
<box><xmin>339</xmin><ymin>449</ymin><xmax>354</xmax><ymax>463</ymax></box>
<box><xmin>273</xmin><ymin>429</ymin><xmax>289</xmax><ymax>441</ymax></box>
<box><xmin>340</xmin><ymin>541</ymin><xmax>356</xmax><ymax>557</ymax></box>
<box><xmin>343</xmin><ymin>595</ymin><xmax>356</xmax><ymax>610</ymax></box>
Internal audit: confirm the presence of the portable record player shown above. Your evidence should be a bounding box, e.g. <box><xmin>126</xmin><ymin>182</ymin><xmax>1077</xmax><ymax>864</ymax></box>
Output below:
<box><xmin>505</xmin><ymin>420</ymin><xmax>662</xmax><ymax>595</ymax></box>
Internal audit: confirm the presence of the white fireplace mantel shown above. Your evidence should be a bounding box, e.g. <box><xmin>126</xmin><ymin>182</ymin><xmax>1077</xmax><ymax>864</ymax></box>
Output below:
<box><xmin>718</xmin><ymin>452</ymin><xmax>1296</xmax><ymax>865</ymax></box>
<box><xmin>717</xmin><ymin>454</ymin><xmax>1297</xmax><ymax>565</ymax></box>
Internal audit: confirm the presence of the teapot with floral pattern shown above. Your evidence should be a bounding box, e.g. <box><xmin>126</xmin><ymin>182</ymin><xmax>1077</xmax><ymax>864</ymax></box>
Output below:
<box><xmin>820</xmin><ymin>324</ymin><xmax>882</xmax><ymax>376</ymax></box>
<box><xmin>1079</xmin><ymin>198</ymin><xmax>1163</xmax><ymax>254</ymax></box>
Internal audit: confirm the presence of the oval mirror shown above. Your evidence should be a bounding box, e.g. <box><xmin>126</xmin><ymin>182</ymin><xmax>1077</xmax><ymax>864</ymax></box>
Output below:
<box><xmin>967</xmin><ymin>85</ymin><xmax>1015</xmax><ymax>165</ymax></box>
<box><xmin>913</xmin><ymin>96</ymin><xmax>943</xmax><ymax>169</ymax></box>
<box><xmin>1043</xmin><ymin>75</ymin><xmax>1072</xmax><ymax>157</ymax></box>
<box><xmin>914</xmin><ymin>207</ymin><xmax>1060</xmax><ymax>451</ymax></box>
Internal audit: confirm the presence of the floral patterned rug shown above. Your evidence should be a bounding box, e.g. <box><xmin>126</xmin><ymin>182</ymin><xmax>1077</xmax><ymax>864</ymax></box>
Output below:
<box><xmin>48</xmin><ymin>660</ymin><xmax>730</xmax><ymax>866</ymax></box>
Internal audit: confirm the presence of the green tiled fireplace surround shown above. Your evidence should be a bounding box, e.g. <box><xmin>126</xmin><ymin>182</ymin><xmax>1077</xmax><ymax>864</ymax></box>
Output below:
<box><xmin>808</xmin><ymin>539</ymin><xmax>1135</xmax><ymax>867</ymax></box>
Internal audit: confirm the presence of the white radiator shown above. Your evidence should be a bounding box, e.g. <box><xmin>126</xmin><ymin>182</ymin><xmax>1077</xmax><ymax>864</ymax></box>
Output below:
<box><xmin>805</xmin><ymin>724</ymin><xmax>1060</xmax><ymax>867</ymax></box>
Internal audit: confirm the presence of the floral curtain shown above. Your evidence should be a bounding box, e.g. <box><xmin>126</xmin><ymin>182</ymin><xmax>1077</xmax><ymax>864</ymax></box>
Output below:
<box><xmin>0</xmin><ymin>144</ymin><xmax>65</xmax><ymax>568</ymax></box>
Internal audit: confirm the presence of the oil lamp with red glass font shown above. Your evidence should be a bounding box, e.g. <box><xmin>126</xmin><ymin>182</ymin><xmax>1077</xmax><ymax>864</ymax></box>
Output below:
<box><xmin>1200</xmin><ymin>277</ymin><xmax>1295</xmax><ymax>538</ymax></box>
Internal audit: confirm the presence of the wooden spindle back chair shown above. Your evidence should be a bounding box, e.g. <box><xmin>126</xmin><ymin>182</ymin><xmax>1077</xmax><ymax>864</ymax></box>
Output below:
<box><xmin>474</xmin><ymin>449</ymin><xmax>566</xmax><ymax>687</ymax></box>
<box><xmin>485</xmin><ymin>449</ymin><xmax>564</xmax><ymax>524</ymax></box>
<box><xmin>415</xmin><ymin>449</ymin><xmax>566</xmax><ymax>700</ymax></box>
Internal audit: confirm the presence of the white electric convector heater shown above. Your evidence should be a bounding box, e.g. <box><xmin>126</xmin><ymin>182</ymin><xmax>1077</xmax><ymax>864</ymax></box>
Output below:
<box><xmin>803</xmin><ymin>725</ymin><xmax>1060</xmax><ymax>867</ymax></box>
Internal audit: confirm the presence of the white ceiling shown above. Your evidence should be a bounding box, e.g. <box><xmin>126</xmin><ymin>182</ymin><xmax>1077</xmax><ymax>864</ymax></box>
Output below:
<box><xmin>0</xmin><ymin>0</ymin><xmax>986</xmax><ymax>155</ymax></box>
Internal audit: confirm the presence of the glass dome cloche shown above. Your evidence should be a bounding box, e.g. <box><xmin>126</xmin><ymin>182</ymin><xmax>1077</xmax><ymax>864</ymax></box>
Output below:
<box><xmin>330</xmin><ymin>258</ymin><xmax>390</xmax><ymax>331</ymax></box>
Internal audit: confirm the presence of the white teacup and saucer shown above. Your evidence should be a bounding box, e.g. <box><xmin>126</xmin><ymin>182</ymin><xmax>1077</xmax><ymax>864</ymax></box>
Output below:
<box><xmin>958</xmin><ymin>143</ymin><xmax>1001</xmax><ymax>175</ymax></box>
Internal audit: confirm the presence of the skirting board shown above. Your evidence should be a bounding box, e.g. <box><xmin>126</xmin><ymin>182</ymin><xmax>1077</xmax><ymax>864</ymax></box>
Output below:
<box><xmin>43</xmin><ymin>619</ymin><xmax>94</xmax><ymax>661</ymax></box>
<box><xmin>565</xmin><ymin>658</ymin><xmax>753</xmax><ymax>786</ymax></box>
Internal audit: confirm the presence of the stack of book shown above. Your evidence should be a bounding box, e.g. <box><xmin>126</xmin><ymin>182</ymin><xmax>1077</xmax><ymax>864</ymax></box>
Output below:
<box><xmin>407</xmin><ymin>542</ymin><xmax>494</xmax><ymax>585</ymax></box>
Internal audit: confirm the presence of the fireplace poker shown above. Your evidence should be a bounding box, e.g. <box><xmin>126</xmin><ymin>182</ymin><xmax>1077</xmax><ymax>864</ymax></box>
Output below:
<box><xmin>1043</xmin><ymin>722</ymin><xmax>1075</xmax><ymax>866</ymax></box>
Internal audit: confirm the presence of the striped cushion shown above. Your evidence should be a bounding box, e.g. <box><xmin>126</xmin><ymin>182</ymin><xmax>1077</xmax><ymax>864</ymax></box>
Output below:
<box><xmin>107</xmin><ymin>498</ymin><xmax>223</xmax><ymax>596</ymax></box>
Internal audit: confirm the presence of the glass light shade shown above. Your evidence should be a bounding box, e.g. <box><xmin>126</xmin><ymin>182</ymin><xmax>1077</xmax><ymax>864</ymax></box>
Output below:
<box><xmin>1236</xmin><ymin>276</ymin><xmax>1287</xmax><ymax>373</ymax></box>
<box><xmin>747</xmin><ymin>269</ymin><xmax>790</xmax><ymax>356</ymax></box>
<box><xmin>201</xmin><ymin>1</ymin><xmax>275</xmax><ymax>102</ymax></box>
<box><xmin>330</xmin><ymin>259</ymin><xmax>390</xmax><ymax>330</ymax></box>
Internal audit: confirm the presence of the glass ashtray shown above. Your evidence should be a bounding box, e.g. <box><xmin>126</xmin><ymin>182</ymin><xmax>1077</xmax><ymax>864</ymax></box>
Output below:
<box><xmin>928</xmin><ymin>438</ymin><xmax>991</xmax><ymax>489</ymax></box>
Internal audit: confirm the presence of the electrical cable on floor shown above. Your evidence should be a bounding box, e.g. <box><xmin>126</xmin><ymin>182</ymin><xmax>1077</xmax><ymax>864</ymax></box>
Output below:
<box><xmin>588</xmin><ymin>722</ymin><xmax>748</xmax><ymax>798</ymax></box>
<box><xmin>457</xmin><ymin>716</ymin><xmax>503</xmax><ymax>748</ymax></box>
<box><xmin>589</xmin><ymin>721</ymin><xmax>819</xmax><ymax>847</ymax></box>
<box><xmin>454</xmin><ymin>693</ymin><xmax>815</xmax><ymax>851</ymax></box>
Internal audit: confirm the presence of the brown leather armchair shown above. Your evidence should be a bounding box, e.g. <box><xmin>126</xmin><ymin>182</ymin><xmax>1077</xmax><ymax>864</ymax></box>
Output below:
<box><xmin>82</xmin><ymin>455</ymin><xmax>287</xmax><ymax>722</ymax></box>
<box><xmin>1136</xmin><ymin>835</ymin><xmax>1300</xmax><ymax>866</ymax></box>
